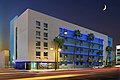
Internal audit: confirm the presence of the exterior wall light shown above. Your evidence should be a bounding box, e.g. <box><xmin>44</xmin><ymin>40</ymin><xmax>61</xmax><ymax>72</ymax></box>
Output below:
<box><xmin>58</xmin><ymin>48</ymin><xmax>61</xmax><ymax>52</ymax></box>
<box><xmin>64</xmin><ymin>31</ymin><xmax>68</xmax><ymax>35</ymax></box>
<box><xmin>50</xmin><ymin>47</ymin><xmax>54</xmax><ymax>50</ymax></box>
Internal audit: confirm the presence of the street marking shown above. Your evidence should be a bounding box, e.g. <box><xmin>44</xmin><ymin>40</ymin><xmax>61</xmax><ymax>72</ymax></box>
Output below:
<box><xmin>10</xmin><ymin>74</ymin><xmax>88</xmax><ymax>80</ymax></box>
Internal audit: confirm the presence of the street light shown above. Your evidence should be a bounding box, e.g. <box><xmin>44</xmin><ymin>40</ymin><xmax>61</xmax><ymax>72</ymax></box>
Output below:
<box><xmin>50</xmin><ymin>47</ymin><xmax>61</xmax><ymax>70</ymax></box>
<box><xmin>53</xmin><ymin>30</ymin><xmax>68</xmax><ymax>70</ymax></box>
<box><xmin>58</xmin><ymin>48</ymin><xmax>61</xmax><ymax>52</ymax></box>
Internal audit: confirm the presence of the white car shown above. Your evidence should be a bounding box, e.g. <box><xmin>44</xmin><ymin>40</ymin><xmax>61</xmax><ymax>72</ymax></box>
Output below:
<box><xmin>115</xmin><ymin>65</ymin><xmax>120</xmax><ymax>67</ymax></box>
<box><xmin>93</xmin><ymin>65</ymin><xmax>104</xmax><ymax>69</ymax></box>
<box><xmin>47</xmin><ymin>66</ymin><xmax>53</xmax><ymax>69</ymax></box>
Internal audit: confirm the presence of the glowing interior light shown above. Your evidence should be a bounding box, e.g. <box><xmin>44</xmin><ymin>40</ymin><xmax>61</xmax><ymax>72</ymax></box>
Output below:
<box><xmin>116</xmin><ymin>45</ymin><xmax>120</xmax><ymax>49</ymax></box>
<box><xmin>50</xmin><ymin>47</ymin><xmax>54</xmax><ymax>50</ymax></box>
<box><xmin>58</xmin><ymin>48</ymin><xmax>61</xmax><ymax>52</ymax></box>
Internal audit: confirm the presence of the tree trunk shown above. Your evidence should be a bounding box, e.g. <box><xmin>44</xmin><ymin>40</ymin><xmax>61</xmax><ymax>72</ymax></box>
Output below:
<box><xmin>106</xmin><ymin>53</ymin><xmax>108</xmax><ymax>65</ymax></box>
<box><xmin>73</xmin><ymin>38</ymin><xmax>77</xmax><ymax>69</ymax></box>
<box><xmin>55</xmin><ymin>43</ymin><xmax>57</xmax><ymax>70</ymax></box>
<box><xmin>87</xmin><ymin>42</ymin><xmax>91</xmax><ymax>67</ymax></box>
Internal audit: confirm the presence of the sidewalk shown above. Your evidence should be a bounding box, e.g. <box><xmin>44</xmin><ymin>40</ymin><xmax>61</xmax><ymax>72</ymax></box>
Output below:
<box><xmin>26</xmin><ymin>68</ymin><xmax>89</xmax><ymax>72</ymax></box>
<box><xmin>0</xmin><ymin>68</ymin><xmax>90</xmax><ymax>73</ymax></box>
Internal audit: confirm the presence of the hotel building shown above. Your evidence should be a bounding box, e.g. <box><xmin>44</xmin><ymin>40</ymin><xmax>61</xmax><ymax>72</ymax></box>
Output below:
<box><xmin>116</xmin><ymin>45</ymin><xmax>120</xmax><ymax>64</ymax></box>
<box><xmin>10</xmin><ymin>9</ymin><xmax>112</xmax><ymax>69</ymax></box>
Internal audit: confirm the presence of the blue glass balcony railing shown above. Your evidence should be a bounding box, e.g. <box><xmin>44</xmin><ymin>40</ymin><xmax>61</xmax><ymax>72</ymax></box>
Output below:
<box><xmin>60</xmin><ymin>34</ymin><xmax>103</xmax><ymax>45</ymax></box>
<box><xmin>64</xmin><ymin>43</ymin><xmax>103</xmax><ymax>51</ymax></box>
<box><xmin>59</xmin><ymin>28</ymin><xmax>104</xmax><ymax>45</ymax></box>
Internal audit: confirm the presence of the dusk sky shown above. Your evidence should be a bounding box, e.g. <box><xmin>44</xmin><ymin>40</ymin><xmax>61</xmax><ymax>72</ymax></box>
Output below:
<box><xmin>0</xmin><ymin>0</ymin><xmax>120</xmax><ymax>51</ymax></box>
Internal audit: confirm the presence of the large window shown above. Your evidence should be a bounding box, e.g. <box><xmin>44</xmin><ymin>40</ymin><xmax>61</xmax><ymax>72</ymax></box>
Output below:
<box><xmin>43</xmin><ymin>23</ymin><xmax>48</xmax><ymax>28</ymax></box>
<box><xmin>36</xmin><ymin>41</ymin><xmax>40</xmax><ymax>46</ymax></box>
<box><xmin>36</xmin><ymin>21</ymin><xmax>40</xmax><ymax>29</ymax></box>
<box><xmin>36</xmin><ymin>21</ymin><xmax>40</xmax><ymax>26</ymax></box>
<box><xmin>44</xmin><ymin>52</ymin><xmax>48</xmax><ymax>56</ymax></box>
<box><xmin>117</xmin><ymin>49</ymin><xmax>120</xmax><ymax>51</ymax></box>
<box><xmin>16</xmin><ymin>27</ymin><xmax>18</xmax><ymax>60</ymax></box>
<box><xmin>43</xmin><ymin>23</ymin><xmax>48</xmax><ymax>30</ymax></box>
<box><xmin>36</xmin><ymin>51</ymin><xmax>41</xmax><ymax>56</ymax></box>
<box><xmin>44</xmin><ymin>33</ymin><xmax>48</xmax><ymax>37</ymax></box>
<box><xmin>44</xmin><ymin>42</ymin><xmax>48</xmax><ymax>47</ymax></box>
<box><xmin>36</xmin><ymin>31</ymin><xmax>40</xmax><ymax>36</ymax></box>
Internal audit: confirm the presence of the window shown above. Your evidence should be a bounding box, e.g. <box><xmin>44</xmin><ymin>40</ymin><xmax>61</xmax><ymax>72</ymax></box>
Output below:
<box><xmin>117</xmin><ymin>49</ymin><xmax>120</xmax><ymax>51</ymax></box>
<box><xmin>65</xmin><ymin>62</ymin><xmax>67</xmax><ymax>65</ymax></box>
<box><xmin>64</xmin><ymin>37</ymin><xmax>68</xmax><ymax>41</ymax></box>
<box><xmin>44</xmin><ymin>52</ymin><xmax>48</xmax><ymax>56</ymax></box>
<box><xmin>36</xmin><ymin>41</ymin><xmax>40</xmax><ymax>46</ymax></box>
<box><xmin>60</xmin><ymin>53</ymin><xmax>62</xmax><ymax>57</ymax></box>
<box><xmin>16</xmin><ymin>27</ymin><xmax>18</xmax><ymax>60</ymax></box>
<box><xmin>36</xmin><ymin>51</ymin><xmax>41</xmax><ymax>56</ymax></box>
<box><xmin>36</xmin><ymin>21</ymin><xmax>40</xmax><ymax>29</ymax></box>
<box><xmin>64</xmin><ymin>46</ymin><xmax>68</xmax><ymax>50</ymax></box>
<box><xmin>80</xmin><ymin>62</ymin><xmax>83</xmax><ymax>65</ymax></box>
<box><xmin>44</xmin><ymin>42</ymin><xmax>48</xmax><ymax>47</ymax></box>
<box><xmin>43</xmin><ymin>23</ymin><xmax>48</xmax><ymax>28</ymax></box>
<box><xmin>76</xmin><ymin>47</ymin><xmax>79</xmax><ymax>51</ymax></box>
<box><xmin>44</xmin><ymin>33</ymin><xmax>48</xmax><ymax>37</ymax></box>
<box><xmin>117</xmin><ymin>52</ymin><xmax>120</xmax><ymax>54</ymax></box>
<box><xmin>80</xmin><ymin>48</ymin><xmax>83</xmax><ymax>51</ymax></box>
<box><xmin>76</xmin><ymin>62</ymin><xmax>79</xmax><ymax>65</ymax></box>
<box><xmin>64</xmin><ymin>54</ymin><xmax>67</xmax><ymax>58</ymax></box>
<box><xmin>36</xmin><ymin>21</ymin><xmax>40</xmax><ymax>26</ymax></box>
<box><xmin>36</xmin><ymin>31</ymin><xmax>40</xmax><ymax>36</ymax></box>
<box><xmin>76</xmin><ymin>55</ymin><xmax>79</xmax><ymax>58</ymax></box>
<box><xmin>80</xmin><ymin>55</ymin><xmax>83</xmax><ymax>58</ymax></box>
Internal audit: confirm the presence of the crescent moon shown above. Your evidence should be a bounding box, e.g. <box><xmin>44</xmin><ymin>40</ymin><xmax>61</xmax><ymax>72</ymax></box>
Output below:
<box><xmin>103</xmin><ymin>4</ymin><xmax>107</xmax><ymax>11</ymax></box>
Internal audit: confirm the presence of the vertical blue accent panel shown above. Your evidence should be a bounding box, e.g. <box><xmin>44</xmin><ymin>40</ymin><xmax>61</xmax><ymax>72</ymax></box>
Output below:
<box><xmin>108</xmin><ymin>37</ymin><xmax>112</xmax><ymax>61</ymax></box>
<box><xmin>10</xmin><ymin>16</ymin><xmax>18</xmax><ymax>63</ymax></box>
<box><xmin>108</xmin><ymin>37</ymin><xmax>112</xmax><ymax>47</ymax></box>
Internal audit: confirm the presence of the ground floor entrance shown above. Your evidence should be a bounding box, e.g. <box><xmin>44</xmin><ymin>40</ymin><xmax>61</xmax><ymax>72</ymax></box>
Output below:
<box><xmin>15</xmin><ymin>62</ymin><xmax>55</xmax><ymax>70</ymax></box>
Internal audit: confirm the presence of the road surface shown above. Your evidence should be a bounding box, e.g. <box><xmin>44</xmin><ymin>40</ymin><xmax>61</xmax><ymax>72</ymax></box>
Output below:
<box><xmin>0</xmin><ymin>67</ymin><xmax>119</xmax><ymax>80</ymax></box>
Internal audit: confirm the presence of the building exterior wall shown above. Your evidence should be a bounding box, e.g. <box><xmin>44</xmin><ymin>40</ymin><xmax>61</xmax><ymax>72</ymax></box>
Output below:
<box><xmin>10</xmin><ymin>16</ymin><xmax>18</xmax><ymax>64</ymax></box>
<box><xmin>116</xmin><ymin>45</ymin><xmax>120</xmax><ymax>64</ymax></box>
<box><xmin>0</xmin><ymin>51</ymin><xmax>5</xmax><ymax>68</ymax></box>
<box><xmin>10</xmin><ymin>9</ymin><xmax>112</xmax><ymax>69</ymax></box>
<box><xmin>0</xmin><ymin>50</ymin><xmax>9</xmax><ymax>68</ymax></box>
<box><xmin>14</xmin><ymin>10</ymin><xmax>29</xmax><ymax>61</ymax></box>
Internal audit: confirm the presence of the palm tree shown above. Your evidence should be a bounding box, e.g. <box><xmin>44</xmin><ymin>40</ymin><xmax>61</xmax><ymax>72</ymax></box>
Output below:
<box><xmin>73</xmin><ymin>30</ymin><xmax>82</xmax><ymax>68</ymax></box>
<box><xmin>54</xmin><ymin>37</ymin><xmax>64</xmax><ymax>48</ymax></box>
<box><xmin>106</xmin><ymin>46</ymin><xmax>112</xmax><ymax>65</ymax></box>
<box><xmin>53</xmin><ymin>36</ymin><xmax>64</xmax><ymax>70</ymax></box>
<box><xmin>87</xmin><ymin>33</ymin><xmax>94</xmax><ymax>67</ymax></box>
<box><xmin>97</xmin><ymin>51</ymin><xmax>102</xmax><ymax>63</ymax></box>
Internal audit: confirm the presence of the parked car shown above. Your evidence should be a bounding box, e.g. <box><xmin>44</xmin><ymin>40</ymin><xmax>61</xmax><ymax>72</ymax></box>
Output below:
<box><xmin>115</xmin><ymin>65</ymin><xmax>120</xmax><ymax>67</ymax></box>
<box><xmin>47</xmin><ymin>66</ymin><xmax>53</xmax><ymax>69</ymax></box>
<box><xmin>93</xmin><ymin>65</ymin><xmax>104</xmax><ymax>69</ymax></box>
